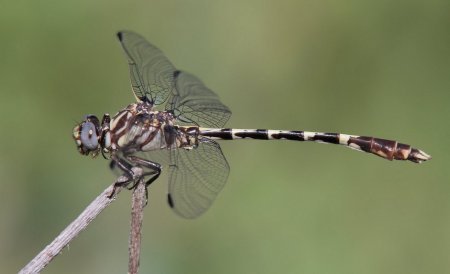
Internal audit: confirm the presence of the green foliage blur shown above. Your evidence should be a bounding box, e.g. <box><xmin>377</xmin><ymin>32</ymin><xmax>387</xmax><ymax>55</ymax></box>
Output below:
<box><xmin>1</xmin><ymin>0</ymin><xmax>449</xmax><ymax>273</ymax></box>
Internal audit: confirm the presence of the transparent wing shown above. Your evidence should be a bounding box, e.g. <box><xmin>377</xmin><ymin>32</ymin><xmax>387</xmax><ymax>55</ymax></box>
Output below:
<box><xmin>117</xmin><ymin>31</ymin><xmax>177</xmax><ymax>105</ymax></box>
<box><xmin>116</xmin><ymin>31</ymin><xmax>232</xmax><ymax>218</ymax></box>
<box><xmin>167</xmin><ymin>71</ymin><xmax>231</xmax><ymax>127</ymax></box>
<box><xmin>117</xmin><ymin>31</ymin><xmax>232</xmax><ymax>125</ymax></box>
<box><xmin>168</xmin><ymin>138</ymin><xmax>230</xmax><ymax>218</ymax></box>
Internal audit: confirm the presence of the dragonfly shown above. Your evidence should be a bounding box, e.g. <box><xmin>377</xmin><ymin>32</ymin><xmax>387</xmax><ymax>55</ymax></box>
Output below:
<box><xmin>73</xmin><ymin>31</ymin><xmax>431</xmax><ymax>219</ymax></box>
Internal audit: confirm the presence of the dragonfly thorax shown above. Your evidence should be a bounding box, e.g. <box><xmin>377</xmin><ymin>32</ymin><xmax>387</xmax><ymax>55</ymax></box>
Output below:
<box><xmin>73</xmin><ymin>102</ymin><xmax>200</xmax><ymax>158</ymax></box>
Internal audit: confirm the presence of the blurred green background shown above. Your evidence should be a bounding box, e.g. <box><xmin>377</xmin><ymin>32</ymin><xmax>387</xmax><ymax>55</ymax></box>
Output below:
<box><xmin>1</xmin><ymin>0</ymin><xmax>449</xmax><ymax>273</ymax></box>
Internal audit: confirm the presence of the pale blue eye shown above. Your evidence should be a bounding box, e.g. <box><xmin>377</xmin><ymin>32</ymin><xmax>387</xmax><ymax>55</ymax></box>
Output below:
<box><xmin>80</xmin><ymin>122</ymin><xmax>98</xmax><ymax>150</ymax></box>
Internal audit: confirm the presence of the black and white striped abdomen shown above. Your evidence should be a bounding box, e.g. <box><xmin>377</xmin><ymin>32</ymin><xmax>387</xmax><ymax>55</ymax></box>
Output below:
<box><xmin>198</xmin><ymin>128</ymin><xmax>431</xmax><ymax>163</ymax></box>
<box><xmin>199</xmin><ymin>128</ymin><xmax>352</xmax><ymax>142</ymax></box>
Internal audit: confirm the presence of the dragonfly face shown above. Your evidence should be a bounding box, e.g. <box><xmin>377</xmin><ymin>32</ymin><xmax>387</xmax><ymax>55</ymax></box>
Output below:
<box><xmin>73</xmin><ymin>114</ymin><xmax>111</xmax><ymax>158</ymax></box>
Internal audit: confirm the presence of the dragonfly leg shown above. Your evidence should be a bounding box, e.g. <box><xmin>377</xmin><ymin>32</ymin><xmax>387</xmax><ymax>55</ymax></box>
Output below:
<box><xmin>126</xmin><ymin>155</ymin><xmax>162</xmax><ymax>203</ymax></box>
<box><xmin>108</xmin><ymin>155</ymin><xmax>136</xmax><ymax>198</ymax></box>
<box><xmin>108</xmin><ymin>155</ymin><xmax>161</xmax><ymax>203</ymax></box>
<box><xmin>109</xmin><ymin>160</ymin><xmax>116</xmax><ymax>170</ymax></box>
<box><xmin>111</xmin><ymin>155</ymin><xmax>135</xmax><ymax>180</ymax></box>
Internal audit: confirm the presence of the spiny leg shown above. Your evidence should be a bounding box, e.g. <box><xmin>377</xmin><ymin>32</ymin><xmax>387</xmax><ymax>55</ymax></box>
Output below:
<box><xmin>108</xmin><ymin>155</ymin><xmax>162</xmax><ymax>201</ymax></box>
<box><xmin>126</xmin><ymin>155</ymin><xmax>162</xmax><ymax>203</ymax></box>
<box><xmin>126</xmin><ymin>156</ymin><xmax>161</xmax><ymax>187</ymax></box>
<box><xmin>108</xmin><ymin>155</ymin><xmax>136</xmax><ymax>198</ymax></box>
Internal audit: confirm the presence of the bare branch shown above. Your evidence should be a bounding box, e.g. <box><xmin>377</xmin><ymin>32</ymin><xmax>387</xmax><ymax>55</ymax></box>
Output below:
<box><xmin>128</xmin><ymin>178</ymin><xmax>146</xmax><ymax>274</ymax></box>
<box><xmin>18</xmin><ymin>175</ymin><xmax>128</xmax><ymax>274</ymax></box>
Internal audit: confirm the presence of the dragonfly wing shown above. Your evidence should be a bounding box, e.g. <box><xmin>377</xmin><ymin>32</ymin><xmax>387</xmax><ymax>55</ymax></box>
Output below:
<box><xmin>117</xmin><ymin>31</ymin><xmax>177</xmax><ymax>105</ymax></box>
<box><xmin>167</xmin><ymin>138</ymin><xmax>230</xmax><ymax>218</ymax></box>
<box><xmin>167</xmin><ymin>71</ymin><xmax>231</xmax><ymax>127</ymax></box>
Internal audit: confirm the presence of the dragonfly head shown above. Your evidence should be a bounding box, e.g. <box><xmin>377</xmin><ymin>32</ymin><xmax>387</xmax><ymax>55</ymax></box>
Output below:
<box><xmin>73</xmin><ymin>115</ymin><xmax>103</xmax><ymax>157</ymax></box>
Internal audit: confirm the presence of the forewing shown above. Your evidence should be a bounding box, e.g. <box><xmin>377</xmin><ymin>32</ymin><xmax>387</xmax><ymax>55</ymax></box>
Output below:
<box><xmin>116</xmin><ymin>32</ymin><xmax>232</xmax><ymax>218</ymax></box>
<box><xmin>167</xmin><ymin>71</ymin><xmax>231</xmax><ymax>127</ymax></box>
<box><xmin>117</xmin><ymin>31</ymin><xmax>177</xmax><ymax>105</ymax></box>
<box><xmin>168</xmin><ymin>138</ymin><xmax>230</xmax><ymax>218</ymax></box>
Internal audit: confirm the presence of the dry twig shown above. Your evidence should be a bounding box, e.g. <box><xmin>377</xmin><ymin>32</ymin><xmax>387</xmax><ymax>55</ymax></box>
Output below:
<box><xmin>128</xmin><ymin>178</ymin><xmax>146</xmax><ymax>274</ymax></box>
<box><xmin>19</xmin><ymin>168</ymin><xmax>146</xmax><ymax>274</ymax></box>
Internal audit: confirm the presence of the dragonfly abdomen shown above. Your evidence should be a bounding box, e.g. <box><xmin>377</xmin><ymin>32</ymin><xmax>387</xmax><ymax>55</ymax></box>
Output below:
<box><xmin>199</xmin><ymin>128</ymin><xmax>431</xmax><ymax>163</ymax></box>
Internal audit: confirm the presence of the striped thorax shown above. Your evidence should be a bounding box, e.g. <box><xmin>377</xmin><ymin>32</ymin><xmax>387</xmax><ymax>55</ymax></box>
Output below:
<box><xmin>73</xmin><ymin>102</ymin><xmax>200</xmax><ymax>158</ymax></box>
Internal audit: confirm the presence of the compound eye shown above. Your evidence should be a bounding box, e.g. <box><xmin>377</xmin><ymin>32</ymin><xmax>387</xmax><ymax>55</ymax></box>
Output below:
<box><xmin>80</xmin><ymin>121</ymin><xmax>99</xmax><ymax>150</ymax></box>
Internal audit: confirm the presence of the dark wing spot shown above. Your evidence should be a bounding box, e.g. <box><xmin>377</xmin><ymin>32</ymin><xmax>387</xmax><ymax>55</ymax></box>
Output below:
<box><xmin>167</xmin><ymin>193</ymin><xmax>174</xmax><ymax>208</ymax></box>
<box><xmin>173</xmin><ymin>70</ymin><xmax>182</xmax><ymax>78</ymax></box>
<box><xmin>117</xmin><ymin>32</ymin><xmax>123</xmax><ymax>41</ymax></box>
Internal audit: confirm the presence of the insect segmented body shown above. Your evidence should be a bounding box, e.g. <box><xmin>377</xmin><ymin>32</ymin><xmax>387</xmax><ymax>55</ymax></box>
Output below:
<box><xmin>73</xmin><ymin>31</ymin><xmax>431</xmax><ymax>219</ymax></box>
